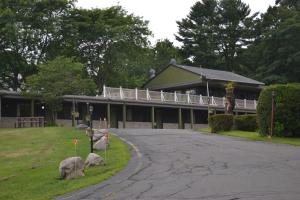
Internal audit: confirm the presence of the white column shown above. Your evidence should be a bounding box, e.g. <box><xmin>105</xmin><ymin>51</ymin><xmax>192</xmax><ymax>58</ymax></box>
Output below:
<box><xmin>146</xmin><ymin>89</ymin><xmax>151</xmax><ymax>100</ymax></box>
<box><xmin>135</xmin><ymin>88</ymin><xmax>138</xmax><ymax>100</ymax></box>
<box><xmin>254</xmin><ymin>100</ymin><xmax>257</xmax><ymax>109</ymax></box>
<box><xmin>160</xmin><ymin>90</ymin><xmax>164</xmax><ymax>102</ymax></box>
<box><xmin>103</xmin><ymin>85</ymin><xmax>106</xmax><ymax>98</ymax></box>
<box><xmin>174</xmin><ymin>91</ymin><xmax>178</xmax><ymax>102</ymax></box>
<box><xmin>187</xmin><ymin>93</ymin><xmax>191</xmax><ymax>103</ymax></box>
<box><xmin>244</xmin><ymin>99</ymin><xmax>247</xmax><ymax>108</ymax></box>
<box><xmin>199</xmin><ymin>95</ymin><xmax>204</xmax><ymax>104</ymax></box>
<box><xmin>120</xmin><ymin>86</ymin><xmax>123</xmax><ymax>99</ymax></box>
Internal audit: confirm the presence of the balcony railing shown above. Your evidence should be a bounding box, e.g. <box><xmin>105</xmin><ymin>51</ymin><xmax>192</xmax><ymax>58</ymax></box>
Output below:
<box><xmin>102</xmin><ymin>86</ymin><xmax>257</xmax><ymax>110</ymax></box>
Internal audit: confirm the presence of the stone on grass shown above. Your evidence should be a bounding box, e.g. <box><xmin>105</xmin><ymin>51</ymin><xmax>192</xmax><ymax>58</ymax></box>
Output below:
<box><xmin>76</xmin><ymin>124</ymin><xmax>88</xmax><ymax>130</ymax></box>
<box><xmin>94</xmin><ymin>129</ymin><xmax>108</xmax><ymax>135</ymax></box>
<box><xmin>85</xmin><ymin>153</ymin><xmax>104</xmax><ymax>168</ymax></box>
<box><xmin>93</xmin><ymin>136</ymin><xmax>108</xmax><ymax>150</ymax></box>
<box><xmin>59</xmin><ymin>157</ymin><xmax>85</xmax><ymax>180</ymax></box>
<box><xmin>93</xmin><ymin>133</ymin><xmax>103</xmax><ymax>142</ymax></box>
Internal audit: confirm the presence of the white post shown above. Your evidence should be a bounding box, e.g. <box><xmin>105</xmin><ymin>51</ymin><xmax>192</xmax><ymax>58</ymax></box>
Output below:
<box><xmin>222</xmin><ymin>97</ymin><xmax>225</xmax><ymax>107</ymax></box>
<box><xmin>254</xmin><ymin>100</ymin><xmax>257</xmax><ymax>109</ymax></box>
<box><xmin>135</xmin><ymin>88</ymin><xmax>138</xmax><ymax>100</ymax></box>
<box><xmin>120</xmin><ymin>86</ymin><xmax>123</xmax><ymax>99</ymax></box>
<box><xmin>103</xmin><ymin>85</ymin><xmax>106</xmax><ymax>98</ymax></box>
<box><xmin>244</xmin><ymin>99</ymin><xmax>247</xmax><ymax>108</ymax></box>
<box><xmin>174</xmin><ymin>91</ymin><xmax>178</xmax><ymax>102</ymax></box>
<box><xmin>146</xmin><ymin>89</ymin><xmax>151</xmax><ymax>100</ymax></box>
<box><xmin>161</xmin><ymin>90</ymin><xmax>164</xmax><ymax>102</ymax></box>
<box><xmin>199</xmin><ymin>95</ymin><xmax>204</xmax><ymax>104</ymax></box>
<box><xmin>211</xmin><ymin>96</ymin><xmax>216</xmax><ymax>105</ymax></box>
<box><xmin>187</xmin><ymin>93</ymin><xmax>191</xmax><ymax>103</ymax></box>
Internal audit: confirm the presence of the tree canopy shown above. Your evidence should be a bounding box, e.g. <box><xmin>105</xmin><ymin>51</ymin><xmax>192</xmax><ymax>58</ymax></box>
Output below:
<box><xmin>24</xmin><ymin>57</ymin><xmax>96</xmax><ymax>124</ymax></box>
<box><xmin>176</xmin><ymin>0</ymin><xmax>258</xmax><ymax>72</ymax></box>
<box><xmin>1</xmin><ymin>0</ymin><xmax>300</xmax><ymax>93</ymax></box>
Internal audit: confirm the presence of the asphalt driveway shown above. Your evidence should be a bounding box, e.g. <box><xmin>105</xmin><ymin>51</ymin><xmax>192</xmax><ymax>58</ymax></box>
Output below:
<box><xmin>56</xmin><ymin>129</ymin><xmax>300</xmax><ymax>200</ymax></box>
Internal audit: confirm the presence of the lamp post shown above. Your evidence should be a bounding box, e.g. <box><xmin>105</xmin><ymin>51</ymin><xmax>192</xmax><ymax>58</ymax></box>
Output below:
<box><xmin>270</xmin><ymin>91</ymin><xmax>275</xmax><ymax>138</ymax></box>
<box><xmin>89</xmin><ymin>105</ymin><xmax>94</xmax><ymax>153</ymax></box>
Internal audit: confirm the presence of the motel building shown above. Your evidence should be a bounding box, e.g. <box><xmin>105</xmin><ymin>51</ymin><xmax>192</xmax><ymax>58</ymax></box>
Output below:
<box><xmin>0</xmin><ymin>62</ymin><xmax>264</xmax><ymax>129</ymax></box>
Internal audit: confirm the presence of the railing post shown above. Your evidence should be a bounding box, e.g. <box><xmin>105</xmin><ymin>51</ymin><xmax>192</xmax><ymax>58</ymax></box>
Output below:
<box><xmin>187</xmin><ymin>93</ymin><xmax>191</xmax><ymax>103</ymax></box>
<box><xmin>254</xmin><ymin>100</ymin><xmax>257</xmax><ymax>109</ymax></box>
<box><xmin>199</xmin><ymin>95</ymin><xmax>203</xmax><ymax>104</ymax></box>
<box><xmin>103</xmin><ymin>85</ymin><xmax>106</xmax><ymax>98</ymax></box>
<box><xmin>222</xmin><ymin>97</ymin><xmax>225</xmax><ymax>107</ymax></box>
<box><xmin>146</xmin><ymin>89</ymin><xmax>151</xmax><ymax>100</ymax></box>
<box><xmin>174</xmin><ymin>91</ymin><xmax>178</xmax><ymax>102</ymax></box>
<box><xmin>120</xmin><ymin>86</ymin><xmax>123</xmax><ymax>99</ymax></box>
<box><xmin>211</xmin><ymin>96</ymin><xmax>216</xmax><ymax>105</ymax></box>
<box><xmin>244</xmin><ymin>99</ymin><xmax>247</xmax><ymax>108</ymax></box>
<box><xmin>161</xmin><ymin>90</ymin><xmax>164</xmax><ymax>102</ymax></box>
<box><xmin>135</xmin><ymin>88</ymin><xmax>138</xmax><ymax>100</ymax></box>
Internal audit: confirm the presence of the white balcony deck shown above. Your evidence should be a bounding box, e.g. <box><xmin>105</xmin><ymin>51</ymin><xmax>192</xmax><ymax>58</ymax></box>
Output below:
<box><xmin>102</xmin><ymin>86</ymin><xmax>257</xmax><ymax>111</ymax></box>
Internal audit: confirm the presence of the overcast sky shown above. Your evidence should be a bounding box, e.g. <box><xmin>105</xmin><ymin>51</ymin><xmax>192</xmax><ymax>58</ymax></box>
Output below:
<box><xmin>76</xmin><ymin>0</ymin><xmax>275</xmax><ymax>46</ymax></box>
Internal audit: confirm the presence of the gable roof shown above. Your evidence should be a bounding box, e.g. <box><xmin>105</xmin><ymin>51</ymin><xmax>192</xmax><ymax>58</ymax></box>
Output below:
<box><xmin>174</xmin><ymin>64</ymin><xmax>264</xmax><ymax>86</ymax></box>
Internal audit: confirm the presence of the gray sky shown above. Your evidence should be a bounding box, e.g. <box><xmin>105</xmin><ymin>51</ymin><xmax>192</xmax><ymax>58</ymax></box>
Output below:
<box><xmin>76</xmin><ymin>0</ymin><xmax>275</xmax><ymax>46</ymax></box>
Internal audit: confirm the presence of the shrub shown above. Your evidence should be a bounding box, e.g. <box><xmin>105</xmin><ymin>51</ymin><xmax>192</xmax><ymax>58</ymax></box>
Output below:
<box><xmin>209</xmin><ymin>114</ymin><xmax>233</xmax><ymax>133</ymax></box>
<box><xmin>234</xmin><ymin>114</ymin><xmax>257</xmax><ymax>131</ymax></box>
<box><xmin>257</xmin><ymin>84</ymin><xmax>300</xmax><ymax>137</ymax></box>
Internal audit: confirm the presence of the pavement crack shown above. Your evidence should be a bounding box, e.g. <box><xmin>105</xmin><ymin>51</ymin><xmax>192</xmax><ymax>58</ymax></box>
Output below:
<box><xmin>135</xmin><ymin>183</ymin><xmax>154</xmax><ymax>199</ymax></box>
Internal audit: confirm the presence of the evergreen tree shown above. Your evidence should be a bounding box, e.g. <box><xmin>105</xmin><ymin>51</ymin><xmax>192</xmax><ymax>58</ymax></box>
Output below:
<box><xmin>176</xmin><ymin>0</ymin><xmax>258</xmax><ymax>72</ymax></box>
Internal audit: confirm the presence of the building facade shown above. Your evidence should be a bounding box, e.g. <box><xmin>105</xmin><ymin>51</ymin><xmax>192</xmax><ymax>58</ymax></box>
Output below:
<box><xmin>0</xmin><ymin>63</ymin><xmax>263</xmax><ymax>129</ymax></box>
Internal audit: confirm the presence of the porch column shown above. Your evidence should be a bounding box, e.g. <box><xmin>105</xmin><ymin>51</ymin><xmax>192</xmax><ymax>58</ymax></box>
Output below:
<box><xmin>123</xmin><ymin>104</ymin><xmax>126</xmax><ymax>129</ymax></box>
<box><xmin>107</xmin><ymin>103</ymin><xmax>111</xmax><ymax>128</ymax></box>
<box><xmin>17</xmin><ymin>104</ymin><xmax>20</xmax><ymax>117</ymax></box>
<box><xmin>190</xmin><ymin>109</ymin><xmax>194</xmax><ymax>129</ymax></box>
<box><xmin>72</xmin><ymin>100</ymin><xmax>75</xmax><ymax>127</ymax></box>
<box><xmin>31</xmin><ymin>99</ymin><xmax>35</xmax><ymax>117</ymax></box>
<box><xmin>151</xmin><ymin>106</ymin><xmax>155</xmax><ymax>129</ymax></box>
<box><xmin>0</xmin><ymin>96</ymin><xmax>2</xmax><ymax>121</ymax></box>
<box><xmin>178</xmin><ymin>107</ymin><xmax>183</xmax><ymax>129</ymax></box>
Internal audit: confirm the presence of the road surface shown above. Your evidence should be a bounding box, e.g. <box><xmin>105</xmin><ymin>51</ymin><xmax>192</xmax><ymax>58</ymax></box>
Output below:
<box><xmin>56</xmin><ymin>129</ymin><xmax>300</xmax><ymax>200</ymax></box>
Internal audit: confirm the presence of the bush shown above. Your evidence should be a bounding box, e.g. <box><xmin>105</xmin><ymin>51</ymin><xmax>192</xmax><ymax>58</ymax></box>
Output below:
<box><xmin>257</xmin><ymin>84</ymin><xmax>300</xmax><ymax>137</ymax></box>
<box><xmin>209</xmin><ymin>114</ymin><xmax>233</xmax><ymax>133</ymax></box>
<box><xmin>234</xmin><ymin>114</ymin><xmax>257</xmax><ymax>131</ymax></box>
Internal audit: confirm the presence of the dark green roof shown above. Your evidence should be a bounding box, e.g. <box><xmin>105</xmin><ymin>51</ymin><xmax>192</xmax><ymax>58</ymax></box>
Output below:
<box><xmin>175</xmin><ymin>64</ymin><xmax>264</xmax><ymax>86</ymax></box>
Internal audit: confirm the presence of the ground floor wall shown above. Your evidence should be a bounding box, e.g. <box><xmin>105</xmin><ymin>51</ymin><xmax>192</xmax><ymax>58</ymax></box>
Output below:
<box><xmin>0</xmin><ymin>96</ymin><xmax>251</xmax><ymax>129</ymax></box>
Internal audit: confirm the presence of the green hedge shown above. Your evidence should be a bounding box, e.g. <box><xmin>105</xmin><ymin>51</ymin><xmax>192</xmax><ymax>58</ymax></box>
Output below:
<box><xmin>234</xmin><ymin>114</ymin><xmax>257</xmax><ymax>131</ymax></box>
<box><xmin>257</xmin><ymin>84</ymin><xmax>300</xmax><ymax>137</ymax></box>
<box><xmin>209</xmin><ymin>114</ymin><xmax>233</xmax><ymax>133</ymax></box>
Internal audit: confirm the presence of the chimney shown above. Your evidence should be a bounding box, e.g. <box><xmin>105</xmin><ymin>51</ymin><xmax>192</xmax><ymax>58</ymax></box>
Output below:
<box><xmin>170</xmin><ymin>58</ymin><xmax>176</xmax><ymax>65</ymax></box>
<box><xmin>149</xmin><ymin>68</ymin><xmax>156</xmax><ymax>79</ymax></box>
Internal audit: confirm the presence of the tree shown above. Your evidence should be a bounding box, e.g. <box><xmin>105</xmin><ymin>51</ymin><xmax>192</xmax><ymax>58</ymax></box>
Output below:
<box><xmin>63</xmin><ymin>6</ymin><xmax>152</xmax><ymax>90</ymax></box>
<box><xmin>152</xmin><ymin>39</ymin><xmax>182</xmax><ymax>72</ymax></box>
<box><xmin>176</xmin><ymin>0</ymin><xmax>258</xmax><ymax>72</ymax></box>
<box><xmin>24</xmin><ymin>57</ymin><xmax>96</xmax><ymax>125</ymax></box>
<box><xmin>276</xmin><ymin>0</ymin><xmax>300</xmax><ymax>10</ymax></box>
<box><xmin>242</xmin><ymin>5</ymin><xmax>300</xmax><ymax>84</ymax></box>
<box><xmin>0</xmin><ymin>0</ymin><xmax>74</xmax><ymax>90</ymax></box>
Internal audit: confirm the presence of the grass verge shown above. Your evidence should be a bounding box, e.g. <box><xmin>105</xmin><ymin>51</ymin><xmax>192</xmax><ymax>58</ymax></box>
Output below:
<box><xmin>0</xmin><ymin>127</ymin><xmax>130</xmax><ymax>200</ymax></box>
<box><xmin>199</xmin><ymin>128</ymin><xmax>300</xmax><ymax>146</ymax></box>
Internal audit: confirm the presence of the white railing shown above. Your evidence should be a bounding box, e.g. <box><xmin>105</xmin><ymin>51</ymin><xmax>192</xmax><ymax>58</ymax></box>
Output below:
<box><xmin>103</xmin><ymin>86</ymin><xmax>257</xmax><ymax>110</ymax></box>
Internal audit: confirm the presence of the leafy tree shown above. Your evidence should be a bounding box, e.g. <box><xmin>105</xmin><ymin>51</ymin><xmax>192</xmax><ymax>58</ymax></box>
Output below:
<box><xmin>63</xmin><ymin>6</ymin><xmax>151</xmax><ymax>90</ymax></box>
<box><xmin>152</xmin><ymin>39</ymin><xmax>182</xmax><ymax>72</ymax></box>
<box><xmin>0</xmin><ymin>0</ymin><xmax>74</xmax><ymax>90</ymax></box>
<box><xmin>24</xmin><ymin>57</ymin><xmax>96</xmax><ymax>125</ymax></box>
<box><xmin>242</xmin><ymin>5</ymin><xmax>300</xmax><ymax>84</ymax></box>
<box><xmin>176</xmin><ymin>0</ymin><xmax>258</xmax><ymax>72</ymax></box>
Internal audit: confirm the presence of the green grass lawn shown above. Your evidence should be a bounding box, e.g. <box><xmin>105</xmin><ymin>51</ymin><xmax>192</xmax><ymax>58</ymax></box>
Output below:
<box><xmin>199</xmin><ymin>128</ymin><xmax>300</xmax><ymax>146</ymax></box>
<box><xmin>0</xmin><ymin>127</ymin><xmax>130</xmax><ymax>200</ymax></box>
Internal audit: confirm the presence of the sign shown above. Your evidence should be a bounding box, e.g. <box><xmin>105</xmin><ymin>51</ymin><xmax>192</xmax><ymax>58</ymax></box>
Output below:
<box><xmin>73</xmin><ymin>138</ymin><xmax>79</xmax><ymax>145</ymax></box>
